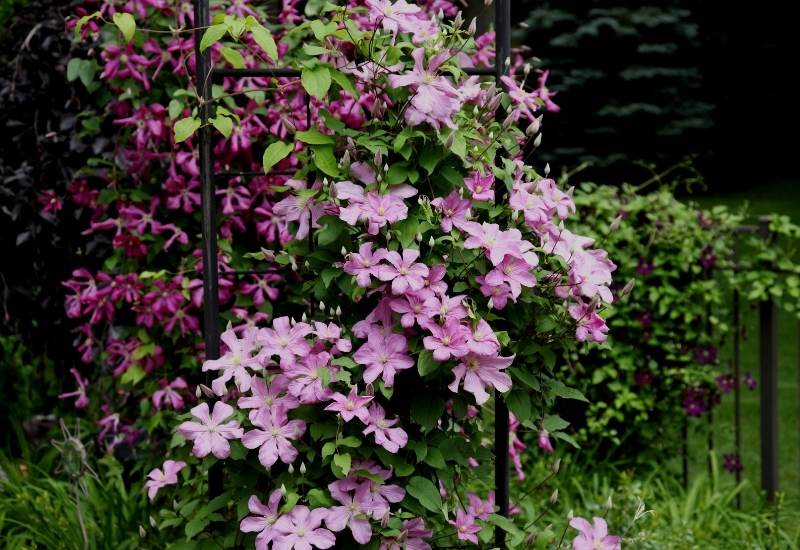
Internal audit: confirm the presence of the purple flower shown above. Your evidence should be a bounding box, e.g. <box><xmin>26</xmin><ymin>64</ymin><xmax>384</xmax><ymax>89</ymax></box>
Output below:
<box><xmin>202</xmin><ymin>328</ymin><xmax>261</xmax><ymax>396</ymax></box>
<box><xmin>431</xmin><ymin>191</ymin><xmax>471</xmax><ymax>232</ymax></box>
<box><xmin>145</xmin><ymin>460</ymin><xmax>186</xmax><ymax>501</ymax></box>
<box><xmin>354</xmin><ymin>329</ymin><xmax>414</xmax><ymax>387</ymax></box>
<box><xmin>152</xmin><ymin>377</ymin><xmax>187</xmax><ymax>410</ymax></box>
<box><xmin>59</xmin><ymin>368</ymin><xmax>90</xmax><ymax>409</ymax></box>
<box><xmin>694</xmin><ymin>345</ymin><xmax>717</xmax><ymax>365</ymax></box>
<box><xmin>273</xmin><ymin>506</ymin><xmax>336</xmax><ymax>550</ymax></box>
<box><xmin>325</xmin><ymin>388</ymin><xmax>373</xmax><ymax>424</ymax></box>
<box><xmin>538</xmin><ymin>429</ymin><xmax>555</xmax><ymax>454</ymax></box>
<box><xmin>715</xmin><ymin>373</ymin><xmax>737</xmax><ymax>393</ymax></box>
<box><xmin>448</xmin><ymin>353</ymin><xmax>514</xmax><ymax>405</ymax></box>
<box><xmin>569</xmin><ymin>516</ymin><xmax>620</xmax><ymax>550</ymax></box>
<box><xmin>241</xmin><ymin>408</ymin><xmax>306</xmax><ymax>469</ymax></box>
<box><xmin>636</xmin><ymin>257</ymin><xmax>654</xmax><ymax>277</ymax></box>
<box><xmin>237</xmin><ymin>376</ymin><xmax>299</xmax><ymax>418</ymax></box>
<box><xmin>744</xmin><ymin>371</ymin><xmax>758</xmax><ymax>390</ymax></box>
<box><xmin>325</xmin><ymin>483</ymin><xmax>374</xmax><ymax>544</ymax></box>
<box><xmin>467</xmin><ymin>492</ymin><xmax>496</xmax><ymax>521</ymax></box>
<box><xmin>343</xmin><ymin>243</ymin><xmax>386</xmax><ymax>288</ymax></box>
<box><xmin>363</xmin><ymin>403</ymin><xmax>408</xmax><ymax>453</ymax></box>
<box><xmin>464</xmin><ymin>171</ymin><xmax>494</xmax><ymax>201</ymax></box>
<box><xmin>240</xmin><ymin>490</ymin><xmax>284</xmax><ymax>549</ymax></box>
<box><xmin>448</xmin><ymin>509</ymin><xmax>480</xmax><ymax>544</ymax></box>
<box><xmin>723</xmin><ymin>452</ymin><xmax>744</xmax><ymax>473</ymax></box>
<box><xmin>177</xmin><ymin>401</ymin><xmax>243</xmax><ymax>459</ymax></box>
<box><xmin>423</xmin><ymin>318</ymin><xmax>470</xmax><ymax>361</ymax></box>
<box><xmin>375</xmin><ymin>249</ymin><xmax>430</xmax><ymax>295</ymax></box>
<box><xmin>258</xmin><ymin>316</ymin><xmax>313</xmax><ymax>367</ymax></box>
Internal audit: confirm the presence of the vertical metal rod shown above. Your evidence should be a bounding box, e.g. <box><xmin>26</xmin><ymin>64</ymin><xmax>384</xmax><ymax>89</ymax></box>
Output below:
<box><xmin>758</xmin><ymin>217</ymin><xmax>778</xmax><ymax>502</ymax></box>
<box><xmin>194</xmin><ymin>0</ymin><xmax>223</xmax><ymax>499</ymax></box>
<box><xmin>732</xmin><ymin>287</ymin><xmax>742</xmax><ymax>508</ymax></box>
<box><xmin>493</xmin><ymin>1</ymin><xmax>511</xmax><ymax>547</ymax></box>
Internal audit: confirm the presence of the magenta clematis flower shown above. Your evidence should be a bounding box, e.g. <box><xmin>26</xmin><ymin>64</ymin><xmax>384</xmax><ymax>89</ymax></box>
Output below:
<box><xmin>343</xmin><ymin>243</ymin><xmax>387</xmax><ymax>288</ymax></box>
<box><xmin>376</xmin><ymin>249</ymin><xmax>430</xmax><ymax>295</ymax></box>
<box><xmin>422</xmin><ymin>264</ymin><xmax>448</xmax><ymax>295</ymax></box>
<box><xmin>202</xmin><ymin>328</ymin><xmax>261</xmax><ymax>396</ymax></box>
<box><xmin>449</xmin><ymin>353</ymin><xmax>514</xmax><ymax>405</ymax></box>
<box><xmin>59</xmin><ymin>368</ymin><xmax>90</xmax><ymax>409</ymax></box>
<box><xmin>273</xmin><ymin>180</ymin><xmax>325</xmax><ymax>240</ymax></box>
<box><xmin>538</xmin><ymin>429</ymin><xmax>555</xmax><ymax>454</ymax></box>
<box><xmin>569</xmin><ymin>302</ymin><xmax>609</xmax><ymax>343</ymax></box>
<box><xmin>325</xmin><ymin>483</ymin><xmax>374</xmax><ymax>544</ymax></box>
<box><xmin>286</xmin><ymin>352</ymin><xmax>336</xmax><ymax>404</ymax></box>
<box><xmin>325</xmin><ymin>388</ymin><xmax>373</xmax><ymax>424</ymax></box>
<box><xmin>313</xmin><ymin>321</ymin><xmax>352</xmax><ymax>353</ymax></box>
<box><xmin>569</xmin><ymin>517</ymin><xmax>620</xmax><ymax>550</ymax></box>
<box><xmin>464</xmin><ymin>171</ymin><xmax>495</xmax><ymax>201</ymax></box>
<box><xmin>336</xmin><ymin>181</ymin><xmax>416</xmax><ymax>235</ymax></box>
<box><xmin>448</xmin><ymin>509</ymin><xmax>481</xmax><ymax>544</ymax></box>
<box><xmin>177</xmin><ymin>401</ymin><xmax>243</xmax><ymax>459</ymax></box>
<box><xmin>241</xmin><ymin>408</ymin><xmax>306</xmax><ymax>469</ymax></box>
<box><xmin>485</xmin><ymin>255</ymin><xmax>537</xmax><ymax>299</ymax></box>
<box><xmin>258</xmin><ymin>316</ymin><xmax>313</xmax><ymax>366</ymax></box>
<box><xmin>431</xmin><ymin>191</ymin><xmax>471</xmax><ymax>232</ymax></box>
<box><xmin>354</xmin><ymin>329</ymin><xmax>414</xmax><ymax>387</ymax></box>
<box><xmin>240</xmin><ymin>490</ymin><xmax>284</xmax><ymax>549</ymax></box>
<box><xmin>237</xmin><ymin>376</ymin><xmax>299</xmax><ymax>417</ymax></box>
<box><xmin>387</xmin><ymin>48</ymin><xmax>462</xmax><ymax>130</ymax></box>
<box><xmin>421</xmin><ymin>294</ymin><xmax>468</xmax><ymax>322</ymax></box>
<box><xmin>152</xmin><ymin>377</ymin><xmax>187</xmax><ymax>410</ymax></box>
<box><xmin>467</xmin><ymin>491</ymin><xmax>496</xmax><ymax>521</ymax></box>
<box><xmin>363</xmin><ymin>403</ymin><xmax>408</xmax><ymax>453</ymax></box>
<box><xmin>272</xmin><ymin>506</ymin><xmax>335</xmax><ymax>550</ymax></box>
<box><xmin>422</xmin><ymin>318</ymin><xmax>470</xmax><ymax>361</ymax></box>
<box><xmin>145</xmin><ymin>459</ymin><xmax>186</xmax><ymax>500</ymax></box>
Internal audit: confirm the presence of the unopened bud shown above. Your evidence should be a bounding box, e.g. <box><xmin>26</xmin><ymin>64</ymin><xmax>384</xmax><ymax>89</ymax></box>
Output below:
<box><xmin>280</xmin><ymin>484</ymin><xmax>287</xmax><ymax>495</ymax></box>
<box><xmin>319</xmin><ymin>301</ymin><xmax>326</xmax><ymax>311</ymax></box>
<box><xmin>300</xmin><ymin>462</ymin><xmax>307</xmax><ymax>475</ymax></box>
<box><xmin>428</xmin><ymin>236</ymin><xmax>435</xmax><ymax>248</ymax></box>
<box><xmin>304</xmin><ymin>260</ymin><xmax>310</xmax><ymax>269</ymax></box>
<box><xmin>503</xmin><ymin>114</ymin><xmax>515</xmax><ymax>129</ymax></box>
<box><xmin>341</xmin><ymin>150</ymin><xmax>351</xmax><ymax>169</ymax></box>
<box><xmin>199</xmin><ymin>384</ymin><xmax>215</xmax><ymax>398</ymax></box>
<box><xmin>549</xmin><ymin>489</ymin><xmax>559</xmax><ymax>504</ymax></box>
<box><xmin>374</xmin><ymin>150</ymin><xmax>382</xmax><ymax>167</ymax></box>
<box><xmin>139</xmin><ymin>526</ymin><xmax>146</xmax><ymax>538</ymax></box>
<box><xmin>195</xmin><ymin>386</ymin><xmax>202</xmax><ymax>398</ymax></box>
<box><xmin>533</xmin><ymin>133</ymin><xmax>542</xmax><ymax>148</ymax></box>
<box><xmin>567</xmin><ymin>509</ymin><xmax>574</xmax><ymax>520</ymax></box>
<box><xmin>323</xmin><ymin>177</ymin><xmax>329</xmax><ymax>187</ymax></box>
<box><xmin>605</xmin><ymin>495</ymin><xmax>613</xmax><ymax>510</ymax></box>
<box><xmin>341</xmin><ymin>246</ymin><xmax>348</xmax><ymax>256</ymax></box>
<box><xmin>473</xmin><ymin>105</ymin><xmax>479</xmax><ymax>116</ymax></box>
<box><xmin>511</xmin><ymin>209</ymin><xmax>519</xmax><ymax>221</ymax></box>
<box><xmin>329</xmin><ymin>306</ymin><xmax>335</xmax><ymax>316</ymax></box>
<box><xmin>544</xmin><ymin>163</ymin><xmax>551</xmax><ymax>176</ymax></box>
<box><xmin>288</xmin><ymin>463</ymin><xmax>294</xmax><ymax>474</ymax></box>
<box><xmin>524</xmin><ymin>63</ymin><xmax>532</xmax><ymax>75</ymax></box>
<box><xmin>290</xmin><ymin>258</ymin><xmax>298</xmax><ymax>271</ymax></box>
<box><xmin>526</xmin><ymin>119</ymin><xmax>540</xmax><ymax>136</ymax></box>
<box><xmin>453</xmin><ymin>11</ymin><xmax>463</xmax><ymax>29</ymax></box>
<box><xmin>488</xmin><ymin>131</ymin><xmax>494</xmax><ymax>141</ymax></box>
<box><xmin>468</xmin><ymin>17</ymin><xmax>477</xmax><ymax>36</ymax></box>
<box><xmin>149</xmin><ymin>515</ymin><xmax>157</xmax><ymax>528</ymax></box>
<box><xmin>415</xmin><ymin>232</ymin><xmax>423</xmax><ymax>242</ymax></box>
<box><xmin>622</xmin><ymin>279</ymin><xmax>636</xmax><ymax>296</ymax></box>
<box><xmin>552</xmin><ymin>457</ymin><xmax>561</xmax><ymax>473</ymax></box>
<box><xmin>376</xmin><ymin>173</ymin><xmax>383</xmax><ymax>182</ymax></box>
<box><xmin>505</xmin><ymin>57</ymin><xmax>511</xmax><ymax>67</ymax></box>
<box><xmin>335</xmin><ymin>305</ymin><xmax>342</xmax><ymax>316</ymax></box>
<box><xmin>301</xmin><ymin>312</ymin><xmax>307</xmax><ymax>323</ymax></box>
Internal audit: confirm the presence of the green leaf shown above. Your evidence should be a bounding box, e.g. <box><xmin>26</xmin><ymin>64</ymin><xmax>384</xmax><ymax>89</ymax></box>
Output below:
<box><xmin>543</xmin><ymin>415</ymin><xmax>570</xmax><ymax>432</ymax></box>
<box><xmin>423</xmin><ymin>447</ymin><xmax>446</xmax><ymax>469</ymax></box>
<box><xmin>74</xmin><ymin>11</ymin><xmax>101</xmax><ymax>38</ymax></box>
<box><xmin>301</xmin><ymin>65</ymin><xmax>332</xmax><ymax>100</ymax></box>
<box><xmin>212</xmin><ymin>116</ymin><xmax>233</xmax><ymax>138</ymax></box>
<box><xmin>250</xmin><ymin>24</ymin><xmax>278</xmax><ymax>61</ymax></box>
<box><xmin>220</xmin><ymin>46</ymin><xmax>245</xmax><ymax>69</ymax></box>
<box><xmin>312</xmin><ymin>145</ymin><xmax>340</xmax><ymax>177</ymax></box>
<box><xmin>184</xmin><ymin>516</ymin><xmax>209</xmax><ymax>539</ymax></box>
<box><xmin>200</xmin><ymin>24</ymin><xmax>228</xmax><ymax>52</ymax></box>
<box><xmin>417</xmin><ymin>351</ymin><xmax>438</xmax><ymax>377</ymax></box>
<box><xmin>296</xmin><ymin>129</ymin><xmax>335</xmax><ymax>145</ymax></box>
<box><xmin>174</xmin><ymin>117</ymin><xmax>201</xmax><ymax>143</ymax></box>
<box><xmin>410</xmin><ymin>396</ymin><xmax>445</xmax><ymax>431</ymax></box>
<box><xmin>333</xmin><ymin>453</ymin><xmax>351</xmax><ymax>476</ymax></box>
<box><xmin>322</xmin><ymin>442</ymin><xmax>336</xmax><ymax>458</ymax></box>
<box><xmin>419</xmin><ymin>146</ymin><xmax>441</xmax><ymax>175</ymax></box>
<box><xmin>406</xmin><ymin>476</ymin><xmax>442</xmax><ymax>513</ymax></box>
<box><xmin>550</xmin><ymin>381</ymin><xmax>589</xmax><ymax>403</ymax></box>
<box><xmin>329</xmin><ymin>69</ymin><xmax>359</xmax><ymax>98</ymax></box>
<box><xmin>67</xmin><ymin>58</ymin><xmax>82</xmax><ymax>82</ymax></box>
<box><xmin>262</xmin><ymin>141</ymin><xmax>294</xmax><ymax>173</ymax></box>
<box><xmin>505</xmin><ymin>389</ymin><xmax>531</xmax><ymax>422</ymax></box>
<box><xmin>120</xmin><ymin>365</ymin><xmax>145</xmax><ymax>386</ymax></box>
<box><xmin>112</xmin><ymin>12</ymin><xmax>135</xmax><ymax>43</ymax></box>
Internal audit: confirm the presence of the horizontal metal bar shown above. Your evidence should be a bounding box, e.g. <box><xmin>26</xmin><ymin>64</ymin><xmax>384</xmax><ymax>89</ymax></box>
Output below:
<box><xmin>220</xmin><ymin>270</ymin><xmax>273</xmax><ymax>276</ymax></box>
<box><xmin>211</xmin><ymin>65</ymin><xmax>509</xmax><ymax>81</ymax></box>
<box><xmin>214</xmin><ymin>170</ymin><xmax>295</xmax><ymax>179</ymax></box>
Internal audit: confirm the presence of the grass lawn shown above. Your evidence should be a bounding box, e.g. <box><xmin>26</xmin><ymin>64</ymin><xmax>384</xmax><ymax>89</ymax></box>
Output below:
<box><xmin>688</xmin><ymin>180</ymin><xmax>800</xmax><ymax>513</ymax></box>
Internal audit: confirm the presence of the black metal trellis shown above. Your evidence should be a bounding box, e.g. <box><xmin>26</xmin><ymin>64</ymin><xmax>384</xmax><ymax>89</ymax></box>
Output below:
<box><xmin>194</xmin><ymin>0</ymin><xmax>514</xmax><ymax>544</ymax></box>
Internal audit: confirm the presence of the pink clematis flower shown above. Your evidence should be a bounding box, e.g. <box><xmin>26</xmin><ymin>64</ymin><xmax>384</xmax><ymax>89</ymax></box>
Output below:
<box><xmin>240</xmin><ymin>490</ymin><xmax>284</xmax><ymax>549</ymax></box>
<box><xmin>464</xmin><ymin>171</ymin><xmax>495</xmax><ymax>201</ymax></box>
<box><xmin>285</xmin><ymin>352</ymin><xmax>336</xmax><ymax>404</ymax></box>
<box><xmin>389</xmin><ymin>292</ymin><xmax>432</xmax><ymax>328</ymax></box>
<box><xmin>462</xmin><ymin>222</ymin><xmax>538</xmax><ymax>267</ymax></box>
<box><xmin>152</xmin><ymin>377</ymin><xmax>187</xmax><ymax>410</ymax></box>
<box><xmin>467</xmin><ymin>319</ymin><xmax>500</xmax><ymax>356</ymax></box>
<box><xmin>237</xmin><ymin>376</ymin><xmax>299</xmax><ymax>417</ymax></box>
<box><xmin>273</xmin><ymin>180</ymin><xmax>325</xmax><ymax>240</ymax></box>
<box><xmin>569</xmin><ymin>302</ymin><xmax>610</xmax><ymax>343</ymax></box>
<box><xmin>202</xmin><ymin>328</ymin><xmax>261</xmax><ymax>396</ymax></box>
<box><xmin>431</xmin><ymin>191</ymin><xmax>471</xmax><ymax>232</ymax></box>
<box><xmin>449</xmin><ymin>353</ymin><xmax>514</xmax><ymax>405</ymax></box>
<box><xmin>313</xmin><ymin>321</ymin><xmax>352</xmax><ymax>353</ymax></box>
<box><xmin>365</xmin><ymin>0</ymin><xmax>422</xmax><ymax>35</ymax></box>
<box><xmin>177</xmin><ymin>401</ymin><xmax>243</xmax><ymax>459</ymax></box>
<box><xmin>379</xmin><ymin>518</ymin><xmax>432</xmax><ymax>550</ymax></box>
<box><xmin>354</xmin><ymin>330</ymin><xmax>414</xmax><ymax>387</ymax></box>
<box><xmin>325</xmin><ymin>483</ymin><xmax>374</xmax><ymax>544</ymax></box>
<box><xmin>343</xmin><ymin>243</ymin><xmax>386</xmax><ymax>288</ymax></box>
<box><xmin>258</xmin><ymin>317</ymin><xmax>313</xmax><ymax>366</ymax></box>
<box><xmin>387</xmin><ymin>48</ymin><xmax>462</xmax><ymax>130</ymax></box>
<box><xmin>538</xmin><ymin>429</ymin><xmax>555</xmax><ymax>454</ymax></box>
<box><xmin>467</xmin><ymin>492</ymin><xmax>496</xmax><ymax>521</ymax></box>
<box><xmin>273</xmin><ymin>506</ymin><xmax>336</xmax><ymax>550</ymax></box>
<box><xmin>569</xmin><ymin>517</ymin><xmax>621</xmax><ymax>550</ymax></box>
<box><xmin>59</xmin><ymin>368</ymin><xmax>90</xmax><ymax>409</ymax></box>
<box><xmin>363</xmin><ymin>403</ymin><xmax>408</xmax><ymax>453</ymax></box>
<box><xmin>422</xmin><ymin>318</ymin><xmax>470</xmax><ymax>361</ymax></box>
<box><xmin>448</xmin><ymin>509</ymin><xmax>481</xmax><ymax>544</ymax></box>
<box><xmin>325</xmin><ymin>388</ymin><xmax>373</xmax><ymax>424</ymax></box>
<box><xmin>485</xmin><ymin>255</ymin><xmax>537</xmax><ymax>300</ymax></box>
<box><xmin>422</xmin><ymin>294</ymin><xmax>468</xmax><ymax>322</ymax></box>
<box><xmin>376</xmin><ymin>249</ymin><xmax>430</xmax><ymax>295</ymax></box>
<box><xmin>145</xmin><ymin>460</ymin><xmax>186</xmax><ymax>500</ymax></box>
<box><xmin>241</xmin><ymin>408</ymin><xmax>306</xmax><ymax>469</ymax></box>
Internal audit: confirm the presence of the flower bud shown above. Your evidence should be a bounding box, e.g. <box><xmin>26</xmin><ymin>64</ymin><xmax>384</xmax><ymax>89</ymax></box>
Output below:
<box><xmin>428</xmin><ymin>236</ymin><xmax>435</xmax><ymax>248</ymax></box>
<box><xmin>284</xmin><ymin>118</ymin><xmax>297</xmax><ymax>134</ymax></box>
<box><xmin>605</xmin><ymin>495</ymin><xmax>613</xmax><ymax>510</ymax></box>
<box><xmin>473</xmin><ymin>105</ymin><xmax>479</xmax><ymax>116</ymax></box>
<box><xmin>336</xmin><ymin>306</ymin><xmax>342</xmax><ymax>316</ymax></box>
<box><xmin>300</xmin><ymin>462</ymin><xmax>307</xmax><ymax>475</ymax></box>
<box><xmin>552</xmin><ymin>457</ymin><xmax>561</xmax><ymax>473</ymax></box>
<box><xmin>609</xmin><ymin>215</ymin><xmax>623</xmax><ymax>232</ymax></box>
<box><xmin>195</xmin><ymin>386</ymin><xmax>202</xmax><ymax>399</ymax></box>
<box><xmin>149</xmin><ymin>515</ymin><xmax>157</xmax><ymax>528</ymax></box>
<box><xmin>374</xmin><ymin>150</ymin><xmax>382</xmax><ymax>167</ymax></box>
<box><xmin>502</xmin><ymin>114</ymin><xmax>515</xmax><ymax>129</ymax></box>
<box><xmin>549</xmin><ymin>489</ymin><xmax>559</xmax><ymax>503</ymax></box>
<box><xmin>288</xmin><ymin>463</ymin><xmax>294</xmax><ymax>474</ymax></box>
<box><xmin>488</xmin><ymin>131</ymin><xmax>494</xmax><ymax>141</ymax></box>
<box><xmin>383</xmin><ymin>163</ymin><xmax>389</xmax><ymax>172</ymax></box>
<box><xmin>524</xmin><ymin>63</ymin><xmax>532</xmax><ymax>75</ymax></box>
<box><xmin>139</xmin><ymin>526</ymin><xmax>146</xmax><ymax>538</ymax></box>
<box><xmin>415</xmin><ymin>232</ymin><xmax>423</xmax><ymax>242</ymax></box>
<box><xmin>511</xmin><ymin>209</ymin><xmax>519</xmax><ymax>222</ymax></box>
<box><xmin>280</xmin><ymin>484</ymin><xmax>287</xmax><ymax>495</ymax></box>
<box><xmin>453</xmin><ymin>11</ymin><xmax>463</xmax><ymax>29</ymax></box>
<box><xmin>525</xmin><ymin>119</ymin><xmax>540</xmax><ymax>136</ymax></box>
<box><xmin>301</xmin><ymin>312</ymin><xmax>307</xmax><ymax>323</ymax></box>
<box><xmin>319</xmin><ymin>301</ymin><xmax>326</xmax><ymax>311</ymax></box>
<box><xmin>341</xmin><ymin>150</ymin><xmax>351</xmax><ymax>169</ymax></box>
<box><xmin>468</xmin><ymin>17</ymin><xmax>477</xmax><ymax>36</ymax></box>
<box><xmin>304</xmin><ymin>260</ymin><xmax>310</xmax><ymax>269</ymax></box>
<box><xmin>341</xmin><ymin>246</ymin><xmax>348</xmax><ymax>256</ymax></box>
<box><xmin>199</xmin><ymin>384</ymin><xmax>215</xmax><ymax>398</ymax></box>
<box><xmin>622</xmin><ymin>279</ymin><xmax>636</xmax><ymax>296</ymax></box>
<box><xmin>544</xmin><ymin>163</ymin><xmax>551</xmax><ymax>176</ymax></box>
<box><xmin>567</xmin><ymin>509</ymin><xmax>574</xmax><ymax>520</ymax></box>
<box><xmin>445</xmin><ymin>133</ymin><xmax>455</xmax><ymax>149</ymax></box>
<box><xmin>533</xmin><ymin>133</ymin><xmax>542</xmax><ymax>148</ymax></box>
<box><xmin>376</xmin><ymin>173</ymin><xmax>383</xmax><ymax>183</ymax></box>
<box><xmin>329</xmin><ymin>307</ymin><xmax>335</xmax><ymax>316</ymax></box>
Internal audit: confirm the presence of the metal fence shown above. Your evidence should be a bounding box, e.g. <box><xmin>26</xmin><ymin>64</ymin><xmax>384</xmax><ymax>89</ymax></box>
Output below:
<box><xmin>192</xmin><ymin>0</ymin><xmax>515</xmax><ymax>545</ymax></box>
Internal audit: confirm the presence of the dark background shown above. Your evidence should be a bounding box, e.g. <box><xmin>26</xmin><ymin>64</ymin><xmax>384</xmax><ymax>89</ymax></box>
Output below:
<box><xmin>510</xmin><ymin>1</ymin><xmax>800</xmax><ymax>189</ymax></box>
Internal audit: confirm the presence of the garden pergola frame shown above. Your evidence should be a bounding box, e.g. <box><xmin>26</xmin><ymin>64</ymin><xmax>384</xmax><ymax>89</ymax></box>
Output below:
<box><xmin>193</xmin><ymin>0</ymin><xmax>514</xmax><ymax>545</ymax></box>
